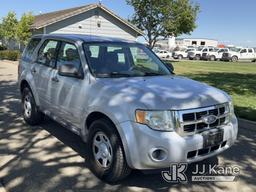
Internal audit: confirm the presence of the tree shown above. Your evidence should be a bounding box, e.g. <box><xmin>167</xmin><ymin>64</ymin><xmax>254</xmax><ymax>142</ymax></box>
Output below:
<box><xmin>0</xmin><ymin>23</ymin><xmax>4</xmax><ymax>40</ymax></box>
<box><xmin>17</xmin><ymin>12</ymin><xmax>34</xmax><ymax>45</ymax></box>
<box><xmin>127</xmin><ymin>0</ymin><xmax>200</xmax><ymax>48</ymax></box>
<box><xmin>1</xmin><ymin>11</ymin><xmax>18</xmax><ymax>42</ymax></box>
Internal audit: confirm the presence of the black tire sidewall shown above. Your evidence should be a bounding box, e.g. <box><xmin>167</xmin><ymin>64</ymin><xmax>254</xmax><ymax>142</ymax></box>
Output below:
<box><xmin>232</xmin><ymin>56</ymin><xmax>238</xmax><ymax>62</ymax></box>
<box><xmin>87</xmin><ymin>118</ymin><xmax>127</xmax><ymax>181</ymax></box>
<box><xmin>22</xmin><ymin>87</ymin><xmax>42</xmax><ymax>125</ymax></box>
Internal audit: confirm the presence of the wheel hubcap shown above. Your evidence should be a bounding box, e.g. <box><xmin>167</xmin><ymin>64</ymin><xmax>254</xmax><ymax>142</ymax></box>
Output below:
<box><xmin>93</xmin><ymin>132</ymin><xmax>113</xmax><ymax>168</ymax></box>
<box><xmin>24</xmin><ymin>95</ymin><xmax>32</xmax><ymax>118</ymax></box>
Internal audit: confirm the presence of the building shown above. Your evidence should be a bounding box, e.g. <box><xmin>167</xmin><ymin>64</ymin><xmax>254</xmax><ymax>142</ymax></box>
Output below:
<box><xmin>176</xmin><ymin>38</ymin><xmax>218</xmax><ymax>48</ymax></box>
<box><xmin>31</xmin><ymin>4</ymin><xmax>143</xmax><ymax>41</ymax></box>
<box><xmin>155</xmin><ymin>37</ymin><xmax>219</xmax><ymax>51</ymax></box>
<box><xmin>155</xmin><ymin>36</ymin><xmax>176</xmax><ymax>51</ymax></box>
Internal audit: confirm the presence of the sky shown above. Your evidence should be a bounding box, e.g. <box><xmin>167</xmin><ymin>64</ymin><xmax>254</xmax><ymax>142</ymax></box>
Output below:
<box><xmin>0</xmin><ymin>0</ymin><xmax>256</xmax><ymax>47</ymax></box>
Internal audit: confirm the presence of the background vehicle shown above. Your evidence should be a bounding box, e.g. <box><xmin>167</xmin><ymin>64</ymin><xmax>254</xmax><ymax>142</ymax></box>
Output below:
<box><xmin>156</xmin><ymin>49</ymin><xmax>172</xmax><ymax>59</ymax></box>
<box><xmin>222</xmin><ymin>47</ymin><xmax>256</xmax><ymax>62</ymax></box>
<box><xmin>202</xmin><ymin>48</ymin><xmax>229</xmax><ymax>61</ymax></box>
<box><xmin>188</xmin><ymin>46</ymin><xmax>215</xmax><ymax>60</ymax></box>
<box><xmin>18</xmin><ymin>34</ymin><xmax>238</xmax><ymax>182</ymax></box>
<box><xmin>173</xmin><ymin>48</ymin><xmax>196</xmax><ymax>59</ymax></box>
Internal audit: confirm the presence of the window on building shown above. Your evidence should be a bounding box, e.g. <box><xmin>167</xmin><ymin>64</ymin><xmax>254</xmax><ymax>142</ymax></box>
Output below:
<box><xmin>201</xmin><ymin>41</ymin><xmax>206</xmax><ymax>46</ymax></box>
<box><xmin>192</xmin><ymin>41</ymin><xmax>197</xmax><ymax>45</ymax></box>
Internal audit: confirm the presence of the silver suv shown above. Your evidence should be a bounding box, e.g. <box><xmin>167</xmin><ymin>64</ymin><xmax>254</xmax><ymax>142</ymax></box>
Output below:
<box><xmin>18</xmin><ymin>34</ymin><xmax>238</xmax><ymax>182</ymax></box>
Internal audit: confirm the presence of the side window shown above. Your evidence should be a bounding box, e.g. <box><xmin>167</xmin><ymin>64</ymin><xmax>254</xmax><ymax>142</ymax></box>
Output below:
<box><xmin>57</xmin><ymin>42</ymin><xmax>81</xmax><ymax>70</ymax></box>
<box><xmin>37</xmin><ymin>40</ymin><xmax>58</xmax><ymax>67</ymax></box>
<box><xmin>240</xmin><ymin>49</ymin><xmax>247</xmax><ymax>53</ymax></box>
<box><xmin>23</xmin><ymin>38</ymin><xmax>41</xmax><ymax>61</ymax></box>
<box><xmin>89</xmin><ymin>46</ymin><xmax>99</xmax><ymax>58</ymax></box>
<box><xmin>248</xmin><ymin>49</ymin><xmax>253</xmax><ymax>53</ymax></box>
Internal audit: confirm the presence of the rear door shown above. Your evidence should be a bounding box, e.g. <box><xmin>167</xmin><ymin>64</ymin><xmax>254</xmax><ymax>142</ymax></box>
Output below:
<box><xmin>247</xmin><ymin>49</ymin><xmax>254</xmax><ymax>59</ymax></box>
<box><xmin>32</xmin><ymin>39</ymin><xmax>60</xmax><ymax>111</ymax></box>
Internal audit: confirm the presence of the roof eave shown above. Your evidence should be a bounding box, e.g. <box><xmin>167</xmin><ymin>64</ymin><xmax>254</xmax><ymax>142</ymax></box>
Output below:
<box><xmin>31</xmin><ymin>4</ymin><xmax>144</xmax><ymax>36</ymax></box>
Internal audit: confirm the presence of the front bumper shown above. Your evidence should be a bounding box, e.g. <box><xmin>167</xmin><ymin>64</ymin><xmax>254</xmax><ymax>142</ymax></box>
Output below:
<box><xmin>201</xmin><ymin>55</ymin><xmax>210</xmax><ymax>60</ymax></box>
<box><xmin>117</xmin><ymin>115</ymin><xmax>238</xmax><ymax>170</ymax></box>
<box><xmin>222</xmin><ymin>56</ymin><xmax>232</xmax><ymax>61</ymax></box>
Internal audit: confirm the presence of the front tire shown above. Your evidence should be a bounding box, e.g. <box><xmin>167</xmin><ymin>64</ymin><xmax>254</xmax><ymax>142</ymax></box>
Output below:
<box><xmin>209</xmin><ymin>55</ymin><xmax>216</xmax><ymax>61</ymax></box>
<box><xmin>21</xmin><ymin>87</ymin><xmax>44</xmax><ymax>125</ymax></box>
<box><xmin>87</xmin><ymin>118</ymin><xmax>131</xmax><ymax>182</ymax></box>
<box><xmin>231</xmin><ymin>56</ymin><xmax>238</xmax><ymax>62</ymax></box>
<box><xmin>178</xmin><ymin>55</ymin><xmax>183</xmax><ymax>60</ymax></box>
<box><xmin>195</xmin><ymin>55</ymin><xmax>201</xmax><ymax>60</ymax></box>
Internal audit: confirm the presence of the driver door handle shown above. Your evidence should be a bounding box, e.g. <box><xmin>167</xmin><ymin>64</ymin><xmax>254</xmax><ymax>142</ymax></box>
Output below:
<box><xmin>31</xmin><ymin>68</ymin><xmax>37</xmax><ymax>74</ymax></box>
<box><xmin>51</xmin><ymin>76</ymin><xmax>59</xmax><ymax>82</ymax></box>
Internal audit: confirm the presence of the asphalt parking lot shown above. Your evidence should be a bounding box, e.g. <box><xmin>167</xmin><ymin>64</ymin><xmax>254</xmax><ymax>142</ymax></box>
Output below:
<box><xmin>0</xmin><ymin>61</ymin><xmax>256</xmax><ymax>192</ymax></box>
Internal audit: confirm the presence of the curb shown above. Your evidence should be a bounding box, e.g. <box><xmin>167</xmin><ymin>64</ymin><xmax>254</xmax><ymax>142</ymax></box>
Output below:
<box><xmin>238</xmin><ymin>118</ymin><xmax>256</xmax><ymax>131</ymax></box>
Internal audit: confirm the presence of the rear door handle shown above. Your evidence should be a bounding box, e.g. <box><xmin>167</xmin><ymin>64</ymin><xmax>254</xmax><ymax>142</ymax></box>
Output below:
<box><xmin>51</xmin><ymin>76</ymin><xmax>59</xmax><ymax>82</ymax></box>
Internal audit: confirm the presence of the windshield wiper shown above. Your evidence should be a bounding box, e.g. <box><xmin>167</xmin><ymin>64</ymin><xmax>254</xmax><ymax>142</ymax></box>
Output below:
<box><xmin>96</xmin><ymin>72</ymin><xmax>132</xmax><ymax>78</ymax></box>
<box><xmin>143</xmin><ymin>72</ymin><xmax>164</xmax><ymax>76</ymax></box>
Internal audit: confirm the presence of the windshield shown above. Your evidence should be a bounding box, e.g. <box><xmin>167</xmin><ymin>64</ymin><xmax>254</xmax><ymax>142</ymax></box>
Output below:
<box><xmin>197</xmin><ymin>46</ymin><xmax>204</xmax><ymax>51</ymax></box>
<box><xmin>230</xmin><ymin>47</ymin><xmax>241</xmax><ymax>52</ymax></box>
<box><xmin>186</xmin><ymin>48</ymin><xmax>194</xmax><ymax>52</ymax></box>
<box><xmin>83</xmin><ymin>43</ymin><xmax>171</xmax><ymax>78</ymax></box>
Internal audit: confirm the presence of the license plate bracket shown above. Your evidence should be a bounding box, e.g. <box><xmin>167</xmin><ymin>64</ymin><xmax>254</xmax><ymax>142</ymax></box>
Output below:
<box><xmin>202</xmin><ymin>129</ymin><xmax>224</xmax><ymax>148</ymax></box>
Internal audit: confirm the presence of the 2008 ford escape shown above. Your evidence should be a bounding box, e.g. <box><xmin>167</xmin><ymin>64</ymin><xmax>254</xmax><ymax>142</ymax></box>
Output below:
<box><xmin>18</xmin><ymin>34</ymin><xmax>238</xmax><ymax>182</ymax></box>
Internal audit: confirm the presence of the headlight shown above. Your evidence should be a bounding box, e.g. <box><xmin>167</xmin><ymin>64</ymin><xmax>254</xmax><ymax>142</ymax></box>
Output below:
<box><xmin>135</xmin><ymin>110</ymin><xmax>176</xmax><ymax>131</ymax></box>
<box><xmin>228</xmin><ymin>101</ymin><xmax>234</xmax><ymax>114</ymax></box>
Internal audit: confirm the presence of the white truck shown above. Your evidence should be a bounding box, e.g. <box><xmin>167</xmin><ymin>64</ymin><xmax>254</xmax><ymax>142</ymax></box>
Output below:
<box><xmin>202</xmin><ymin>48</ymin><xmax>229</xmax><ymax>61</ymax></box>
<box><xmin>222</xmin><ymin>48</ymin><xmax>256</xmax><ymax>62</ymax></box>
<box><xmin>172</xmin><ymin>48</ymin><xmax>196</xmax><ymax>59</ymax></box>
<box><xmin>188</xmin><ymin>46</ymin><xmax>215</xmax><ymax>60</ymax></box>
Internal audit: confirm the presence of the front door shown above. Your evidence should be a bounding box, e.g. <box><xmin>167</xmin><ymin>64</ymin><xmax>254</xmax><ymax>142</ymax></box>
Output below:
<box><xmin>240</xmin><ymin>49</ymin><xmax>248</xmax><ymax>59</ymax></box>
<box><xmin>50</xmin><ymin>41</ymin><xmax>86</xmax><ymax>128</ymax></box>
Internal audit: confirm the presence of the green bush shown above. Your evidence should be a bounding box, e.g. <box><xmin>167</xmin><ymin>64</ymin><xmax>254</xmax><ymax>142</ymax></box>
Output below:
<box><xmin>0</xmin><ymin>50</ymin><xmax>20</xmax><ymax>61</ymax></box>
<box><xmin>0</xmin><ymin>45</ymin><xmax>7</xmax><ymax>51</ymax></box>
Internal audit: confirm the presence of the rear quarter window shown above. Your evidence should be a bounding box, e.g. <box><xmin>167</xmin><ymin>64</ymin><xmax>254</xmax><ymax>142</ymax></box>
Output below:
<box><xmin>22</xmin><ymin>38</ymin><xmax>41</xmax><ymax>62</ymax></box>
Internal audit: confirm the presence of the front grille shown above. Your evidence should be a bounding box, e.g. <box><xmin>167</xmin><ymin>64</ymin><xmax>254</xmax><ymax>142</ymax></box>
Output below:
<box><xmin>202</xmin><ymin>53</ymin><xmax>207</xmax><ymax>57</ymax></box>
<box><xmin>188</xmin><ymin>52</ymin><xmax>195</xmax><ymax>56</ymax></box>
<box><xmin>177</xmin><ymin>103</ymin><xmax>230</xmax><ymax>136</ymax></box>
<box><xmin>222</xmin><ymin>53</ymin><xmax>229</xmax><ymax>58</ymax></box>
<box><xmin>187</xmin><ymin>140</ymin><xmax>227</xmax><ymax>159</ymax></box>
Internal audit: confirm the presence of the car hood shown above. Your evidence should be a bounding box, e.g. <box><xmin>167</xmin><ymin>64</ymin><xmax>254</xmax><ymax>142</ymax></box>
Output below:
<box><xmin>97</xmin><ymin>76</ymin><xmax>230</xmax><ymax>110</ymax></box>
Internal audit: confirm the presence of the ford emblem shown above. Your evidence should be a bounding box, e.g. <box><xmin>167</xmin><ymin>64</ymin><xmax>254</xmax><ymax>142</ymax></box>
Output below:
<box><xmin>202</xmin><ymin>115</ymin><xmax>217</xmax><ymax>124</ymax></box>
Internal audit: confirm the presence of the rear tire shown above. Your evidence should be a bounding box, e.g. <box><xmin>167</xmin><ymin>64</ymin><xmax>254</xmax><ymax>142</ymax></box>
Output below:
<box><xmin>21</xmin><ymin>87</ymin><xmax>44</xmax><ymax>125</ymax></box>
<box><xmin>178</xmin><ymin>55</ymin><xmax>183</xmax><ymax>60</ymax></box>
<box><xmin>87</xmin><ymin>118</ymin><xmax>131</xmax><ymax>182</ymax></box>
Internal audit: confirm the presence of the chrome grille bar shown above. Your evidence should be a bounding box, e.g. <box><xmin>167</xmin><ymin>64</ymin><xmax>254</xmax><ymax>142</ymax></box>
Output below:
<box><xmin>176</xmin><ymin>103</ymin><xmax>230</xmax><ymax>136</ymax></box>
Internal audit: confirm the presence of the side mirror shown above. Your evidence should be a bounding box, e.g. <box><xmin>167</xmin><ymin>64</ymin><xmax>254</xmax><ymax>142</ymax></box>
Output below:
<box><xmin>164</xmin><ymin>62</ymin><xmax>175</xmax><ymax>74</ymax></box>
<box><xmin>58</xmin><ymin>64</ymin><xmax>83</xmax><ymax>79</ymax></box>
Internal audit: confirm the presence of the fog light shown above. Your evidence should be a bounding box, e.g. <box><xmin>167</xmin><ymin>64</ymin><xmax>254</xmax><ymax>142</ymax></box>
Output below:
<box><xmin>149</xmin><ymin>148</ymin><xmax>167</xmax><ymax>161</ymax></box>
